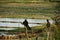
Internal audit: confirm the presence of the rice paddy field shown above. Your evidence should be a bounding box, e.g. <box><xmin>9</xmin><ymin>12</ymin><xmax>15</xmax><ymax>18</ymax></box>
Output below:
<box><xmin>0</xmin><ymin>0</ymin><xmax>60</xmax><ymax>40</ymax></box>
<box><xmin>0</xmin><ymin>1</ymin><xmax>57</xmax><ymax>18</ymax></box>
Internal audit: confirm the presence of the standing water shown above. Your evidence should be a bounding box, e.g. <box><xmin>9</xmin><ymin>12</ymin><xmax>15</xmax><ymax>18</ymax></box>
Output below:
<box><xmin>0</xmin><ymin>18</ymin><xmax>53</xmax><ymax>30</ymax></box>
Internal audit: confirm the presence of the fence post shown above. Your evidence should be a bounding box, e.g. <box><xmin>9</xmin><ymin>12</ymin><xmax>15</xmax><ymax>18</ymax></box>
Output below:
<box><xmin>46</xmin><ymin>19</ymin><xmax>52</xmax><ymax>40</ymax></box>
<box><xmin>36</xmin><ymin>33</ymin><xmax>39</xmax><ymax>40</ymax></box>
<box><xmin>25</xmin><ymin>27</ymin><xmax>29</xmax><ymax>40</ymax></box>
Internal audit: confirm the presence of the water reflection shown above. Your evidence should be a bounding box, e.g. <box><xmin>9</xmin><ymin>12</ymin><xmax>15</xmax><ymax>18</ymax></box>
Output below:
<box><xmin>0</xmin><ymin>22</ymin><xmax>40</xmax><ymax>27</ymax></box>
<box><xmin>0</xmin><ymin>18</ymin><xmax>53</xmax><ymax>27</ymax></box>
<box><xmin>0</xmin><ymin>28</ymin><xmax>15</xmax><ymax>30</ymax></box>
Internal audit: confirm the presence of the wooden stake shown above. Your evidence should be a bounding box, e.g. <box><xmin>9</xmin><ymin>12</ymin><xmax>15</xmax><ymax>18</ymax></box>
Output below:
<box><xmin>47</xmin><ymin>31</ymin><xmax>50</xmax><ymax>40</ymax></box>
<box><xmin>25</xmin><ymin>27</ymin><xmax>28</xmax><ymax>40</ymax></box>
<box><xmin>47</xmin><ymin>27</ymin><xmax>52</xmax><ymax>40</ymax></box>
<box><xmin>36</xmin><ymin>33</ymin><xmax>39</xmax><ymax>40</ymax></box>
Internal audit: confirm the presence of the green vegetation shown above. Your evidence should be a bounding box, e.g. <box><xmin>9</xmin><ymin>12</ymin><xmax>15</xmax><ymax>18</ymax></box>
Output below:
<box><xmin>0</xmin><ymin>1</ymin><xmax>60</xmax><ymax>40</ymax></box>
<box><xmin>0</xmin><ymin>0</ymin><xmax>48</xmax><ymax>2</ymax></box>
<box><xmin>0</xmin><ymin>2</ymin><xmax>56</xmax><ymax>14</ymax></box>
<box><xmin>0</xmin><ymin>2</ymin><xmax>57</xmax><ymax>19</ymax></box>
